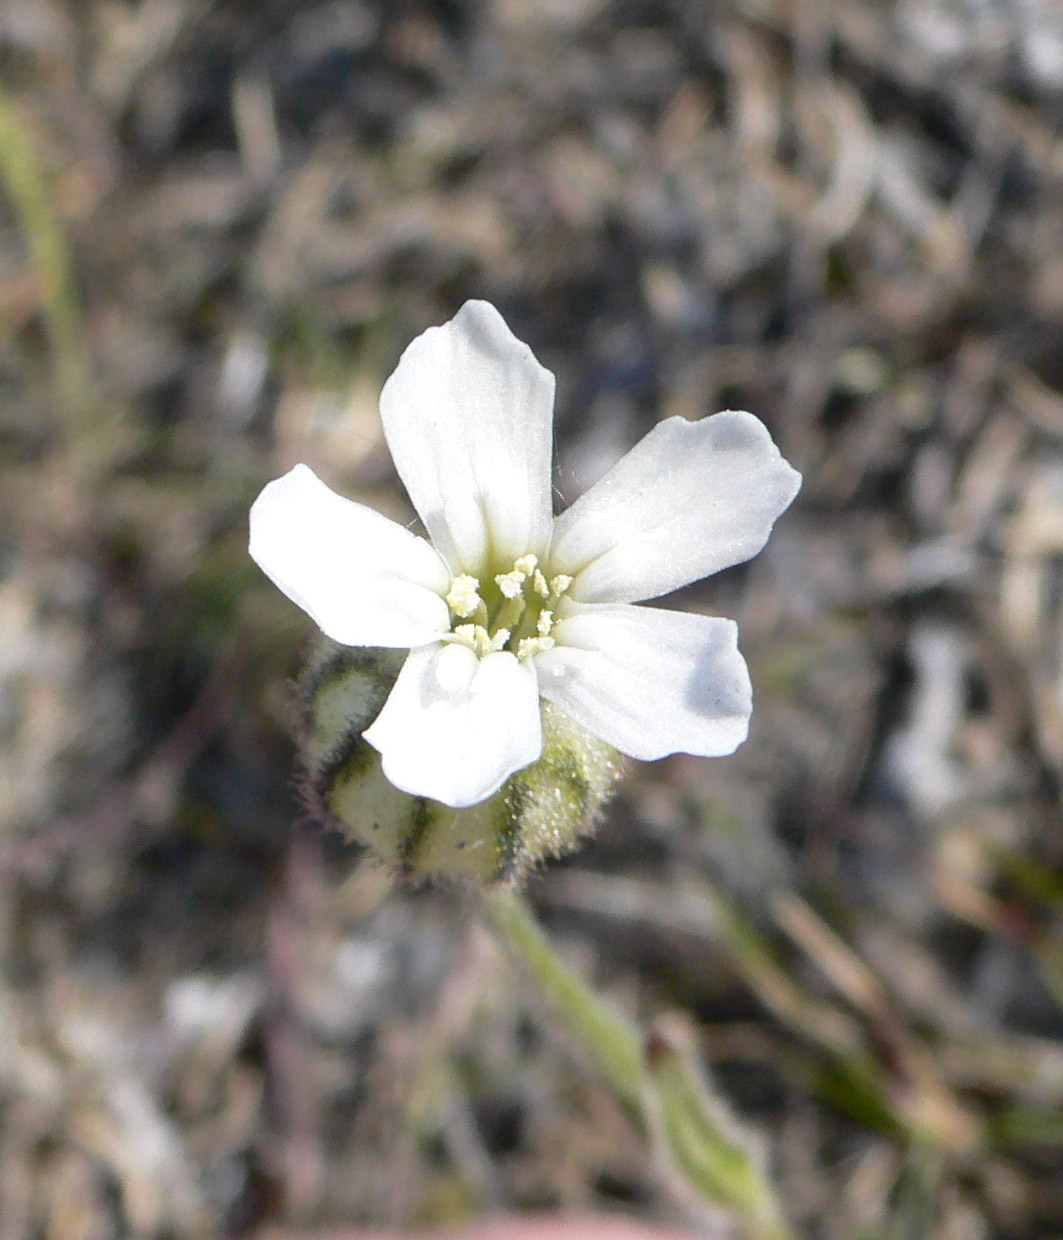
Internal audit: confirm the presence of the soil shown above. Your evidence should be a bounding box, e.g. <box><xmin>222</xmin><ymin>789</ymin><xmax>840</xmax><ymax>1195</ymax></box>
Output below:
<box><xmin>4</xmin><ymin>2</ymin><xmax>1063</xmax><ymax>1236</ymax></box>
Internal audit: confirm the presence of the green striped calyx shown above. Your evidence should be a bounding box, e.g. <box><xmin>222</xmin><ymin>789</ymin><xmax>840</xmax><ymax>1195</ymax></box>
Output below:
<box><xmin>298</xmin><ymin>640</ymin><xmax>623</xmax><ymax>883</ymax></box>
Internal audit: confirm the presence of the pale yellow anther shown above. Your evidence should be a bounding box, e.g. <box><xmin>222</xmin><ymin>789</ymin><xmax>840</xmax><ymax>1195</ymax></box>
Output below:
<box><xmin>514</xmin><ymin>553</ymin><xmax>538</xmax><ymax>576</ymax></box>
<box><xmin>550</xmin><ymin>574</ymin><xmax>574</xmax><ymax>596</ymax></box>
<box><xmin>446</xmin><ymin>574</ymin><xmax>483</xmax><ymax>618</ymax></box>
<box><xmin>537</xmin><ymin>609</ymin><xmax>553</xmax><ymax>637</ymax></box>
<box><xmin>452</xmin><ymin>624</ymin><xmax>478</xmax><ymax>647</ymax></box>
<box><xmin>495</xmin><ymin>569</ymin><xmax>526</xmax><ymax>599</ymax></box>
<box><xmin>517</xmin><ymin>635</ymin><xmax>555</xmax><ymax>661</ymax></box>
<box><xmin>487</xmin><ymin>628</ymin><xmax>510</xmax><ymax>653</ymax></box>
<box><xmin>532</xmin><ymin>569</ymin><xmax>550</xmax><ymax>598</ymax></box>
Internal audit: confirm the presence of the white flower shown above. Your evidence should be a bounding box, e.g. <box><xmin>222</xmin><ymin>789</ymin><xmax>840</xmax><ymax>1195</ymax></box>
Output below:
<box><xmin>250</xmin><ymin>301</ymin><xmax>801</xmax><ymax>809</ymax></box>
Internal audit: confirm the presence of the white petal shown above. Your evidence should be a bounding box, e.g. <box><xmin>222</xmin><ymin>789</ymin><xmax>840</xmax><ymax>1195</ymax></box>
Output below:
<box><xmin>535</xmin><ymin>602</ymin><xmax>752</xmax><ymax>759</ymax></box>
<box><xmin>364</xmin><ymin>645</ymin><xmax>542</xmax><ymax>807</ymax></box>
<box><xmin>249</xmin><ymin>464</ymin><xmax>451</xmax><ymax>647</ymax></box>
<box><xmin>379</xmin><ymin>301</ymin><xmax>555</xmax><ymax>573</ymax></box>
<box><xmin>551</xmin><ymin>412</ymin><xmax>801</xmax><ymax>604</ymax></box>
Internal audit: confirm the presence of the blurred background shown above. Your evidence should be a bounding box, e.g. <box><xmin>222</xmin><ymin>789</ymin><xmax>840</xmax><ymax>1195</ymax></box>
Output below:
<box><xmin>4</xmin><ymin>1</ymin><xmax>1063</xmax><ymax>1236</ymax></box>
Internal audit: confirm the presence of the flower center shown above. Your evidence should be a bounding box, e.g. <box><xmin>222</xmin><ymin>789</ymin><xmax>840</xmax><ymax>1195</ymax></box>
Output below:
<box><xmin>442</xmin><ymin>554</ymin><xmax>573</xmax><ymax>661</ymax></box>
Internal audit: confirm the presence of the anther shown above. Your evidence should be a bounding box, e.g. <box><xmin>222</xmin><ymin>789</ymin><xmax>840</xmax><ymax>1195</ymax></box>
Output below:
<box><xmin>451</xmin><ymin>624</ymin><xmax>478</xmax><ymax>648</ymax></box>
<box><xmin>495</xmin><ymin>569</ymin><xmax>526</xmax><ymax>599</ymax></box>
<box><xmin>517</xmin><ymin>635</ymin><xmax>555</xmax><ymax>660</ymax></box>
<box><xmin>446</xmin><ymin>574</ymin><xmax>483</xmax><ymax>618</ymax></box>
<box><xmin>487</xmin><ymin>628</ymin><xmax>510</xmax><ymax>653</ymax></box>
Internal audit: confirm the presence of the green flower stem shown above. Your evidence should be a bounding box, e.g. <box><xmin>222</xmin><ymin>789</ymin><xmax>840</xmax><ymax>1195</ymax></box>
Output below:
<box><xmin>0</xmin><ymin>91</ymin><xmax>128</xmax><ymax>477</ymax></box>
<box><xmin>0</xmin><ymin>92</ymin><xmax>91</xmax><ymax>426</ymax></box>
<box><xmin>482</xmin><ymin>884</ymin><xmax>794</xmax><ymax>1240</ymax></box>
<box><xmin>482</xmin><ymin>883</ymin><xmax>645</xmax><ymax>1122</ymax></box>
<box><xmin>646</xmin><ymin>1027</ymin><xmax>793</xmax><ymax>1240</ymax></box>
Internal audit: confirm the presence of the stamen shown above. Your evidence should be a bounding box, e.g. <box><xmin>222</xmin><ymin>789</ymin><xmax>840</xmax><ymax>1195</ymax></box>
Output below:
<box><xmin>446</xmin><ymin>574</ymin><xmax>483</xmax><ymax>618</ymax></box>
<box><xmin>495</xmin><ymin>569</ymin><xmax>526</xmax><ymax>599</ymax></box>
<box><xmin>517</xmin><ymin>635</ymin><xmax>555</xmax><ymax>660</ymax></box>
<box><xmin>495</xmin><ymin>593</ymin><xmax>526</xmax><ymax>633</ymax></box>
<box><xmin>448</xmin><ymin>624</ymin><xmax>512</xmax><ymax>657</ymax></box>
<box><xmin>487</xmin><ymin>628</ymin><xmax>510</xmax><ymax>653</ymax></box>
<box><xmin>448</xmin><ymin>554</ymin><xmax>571</xmax><ymax>662</ymax></box>
<box><xmin>451</xmin><ymin>624</ymin><xmax>478</xmax><ymax>648</ymax></box>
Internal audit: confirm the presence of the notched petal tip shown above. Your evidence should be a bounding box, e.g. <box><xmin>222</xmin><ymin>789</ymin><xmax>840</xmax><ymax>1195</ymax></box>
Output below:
<box><xmin>714</xmin><ymin>407</ymin><xmax>802</xmax><ymax>504</ymax></box>
<box><xmin>247</xmin><ymin>462</ymin><xmax>308</xmax><ymax>562</ymax></box>
<box><xmin>450</xmin><ymin>298</ymin><xmax>532</xmax><ymax>356</ymax></box>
